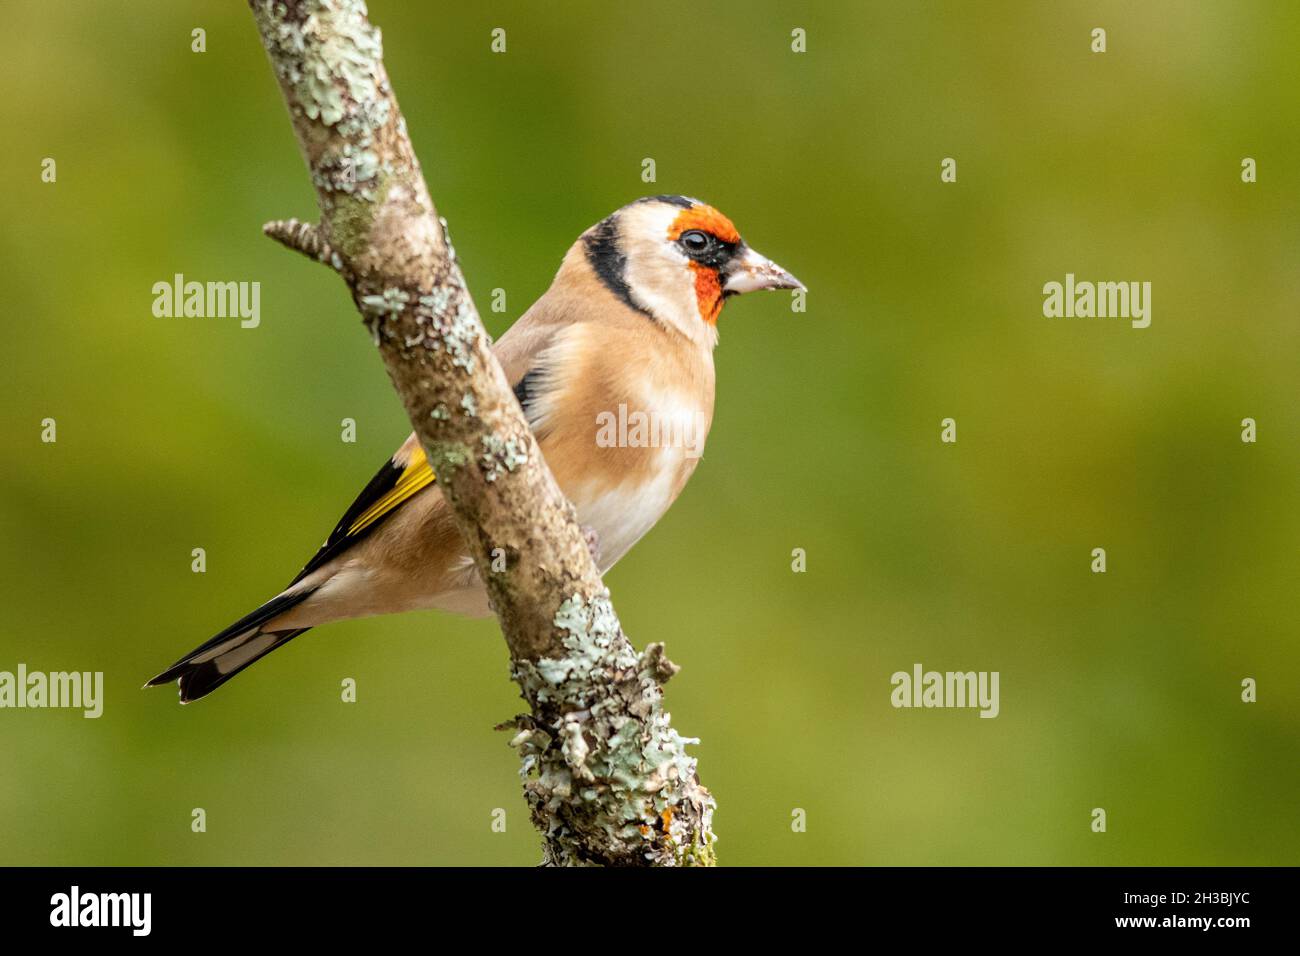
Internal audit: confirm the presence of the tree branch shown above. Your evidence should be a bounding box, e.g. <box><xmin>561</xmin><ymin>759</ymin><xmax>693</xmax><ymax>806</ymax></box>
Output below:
<box><xmin>247</xmin><ymin>0</ymin><xmax>714</xmax><ymax>865</ymax></box>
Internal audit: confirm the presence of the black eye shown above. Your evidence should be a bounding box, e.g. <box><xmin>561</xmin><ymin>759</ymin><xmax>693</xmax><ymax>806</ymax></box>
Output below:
<box><xmin>680</xmin><ymin>230</ymin><xmax>711</xmax><ymax>254</ymax></box>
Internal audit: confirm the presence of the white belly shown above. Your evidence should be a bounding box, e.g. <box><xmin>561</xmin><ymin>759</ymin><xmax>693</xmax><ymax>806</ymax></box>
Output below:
<box><xmin>570</xmin><ymin>456</ymin><xmax>682</xmax><ymax>573</ymax></box>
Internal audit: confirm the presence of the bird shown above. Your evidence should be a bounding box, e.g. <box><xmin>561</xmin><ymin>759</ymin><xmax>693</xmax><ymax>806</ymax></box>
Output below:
<box><xmin>146</xmin><ymin>195</ymin><xmax>803</xmax><ymax>702</ymax></box>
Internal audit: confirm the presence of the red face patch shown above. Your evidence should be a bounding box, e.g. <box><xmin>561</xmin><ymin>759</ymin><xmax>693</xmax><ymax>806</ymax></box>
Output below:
<box><xmin>689</xmin><ymin>262</ymin><xmax>724</xmax><ymax>324</ymax></box>
<box><xmin>666</xmin><ymin>205</ymin><xmax>741</xmax><ymax>245</ymax></box>
<box><xmin>668</xmin><ymin>204</ymin><xmax>739</xmax><ymax>324</ymax></box>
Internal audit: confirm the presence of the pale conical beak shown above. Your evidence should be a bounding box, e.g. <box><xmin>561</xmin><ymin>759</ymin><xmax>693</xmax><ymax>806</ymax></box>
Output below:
<box><xmin>722</xmin><ymin>246</ymin><xmax>806</xmax><ymax>295</ymax></box>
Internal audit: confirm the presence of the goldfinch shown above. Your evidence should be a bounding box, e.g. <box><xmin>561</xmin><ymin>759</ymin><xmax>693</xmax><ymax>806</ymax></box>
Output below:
<box><xmin>147</xmin><ymin>195</ymin><xmax>802</xmax><ymax>702</ymax></box>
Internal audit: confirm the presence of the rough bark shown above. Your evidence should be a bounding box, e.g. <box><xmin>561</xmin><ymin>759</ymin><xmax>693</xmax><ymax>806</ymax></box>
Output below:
<box><xmin>247</xmin><ymin>0</ymin><xmax>714</xmax><ymax>865</ymax></box>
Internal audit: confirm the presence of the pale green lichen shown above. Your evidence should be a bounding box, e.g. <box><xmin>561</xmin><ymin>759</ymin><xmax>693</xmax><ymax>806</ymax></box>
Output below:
<box><xmin>255</xmin><ymin>0</ymin><xmax>385</xmax><ymax>132</ymax></box>
<box><xmin>424</xmin><ymin>441</ymin><xmax>469</xmax><ymax>477</ymax></box>
<box><xmin>508</xmin><ymin>591</ymin><xmax>716</xmax><ymax>866</ymax></box>
<box><xmin>312</xmin><ymin>144</ymin><xmax>382</xmax><ymax>197</ymax></box>
<box><xmin>358</xmin><ymin>285</ymin><xmax>410</xmax><ymax>342</ymax></box>
<box><xmin>359</xmin><ymin>285</ymin><xmax>409</xmax><ymax>318</ymax></box>
<box><xmin>415</xmin><ymin>283</ymin><xmax>480</xmax><ymax>373</ymax></box>
<box><xmin>254</xmin><ymin>0</ymin><xmax>393</xmax><ymax>241</ymax></box>
<box><xmin>479</xmin><ymin>433</ymin><xmax>528</xmax><ymax>482</ymax></box>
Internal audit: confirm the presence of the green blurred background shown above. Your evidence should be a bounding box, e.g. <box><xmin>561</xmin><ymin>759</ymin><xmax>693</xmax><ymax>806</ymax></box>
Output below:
<box><xmin>2</xmin><ymin>1</ymin><xmax>1297</xmax><ymax>866</ymax></box>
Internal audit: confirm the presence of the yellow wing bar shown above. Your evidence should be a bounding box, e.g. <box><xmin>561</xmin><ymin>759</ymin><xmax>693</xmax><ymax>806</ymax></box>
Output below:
<box><xmin>346</xmin><ymin>446</ymin><xmax>436</xmax><ymax>536</ymax></box>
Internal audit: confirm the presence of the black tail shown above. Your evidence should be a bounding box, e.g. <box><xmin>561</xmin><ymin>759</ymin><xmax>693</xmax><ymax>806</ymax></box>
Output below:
<box><xmin>146</xmin><ymin>589</ymin><xmax>316</xmax><ymax>703</ymax></box>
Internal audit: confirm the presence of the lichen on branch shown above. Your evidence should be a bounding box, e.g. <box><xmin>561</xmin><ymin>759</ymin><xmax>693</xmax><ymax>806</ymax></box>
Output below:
<box><xmin>507</xmin><ymin>592</ymin><xmax>715</xmax><ymax>866</ymax></box>
<box><xmin>248</xmin><ymin>0</ymin><xmax>714</xmax><ymax>865</ymax></box>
